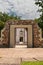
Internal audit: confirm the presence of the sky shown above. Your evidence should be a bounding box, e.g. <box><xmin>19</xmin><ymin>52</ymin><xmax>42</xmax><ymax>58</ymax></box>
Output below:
<box><xmin>0</xmin><ymin>0</ymin><xmax>40</xmax><ymax>20</ymax></box>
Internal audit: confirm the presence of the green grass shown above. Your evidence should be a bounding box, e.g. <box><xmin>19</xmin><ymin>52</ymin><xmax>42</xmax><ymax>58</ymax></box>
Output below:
<box><xmin>21</xmin><ymin>61</ymin><xmax>43</xmax><ymax>65</ymax></box>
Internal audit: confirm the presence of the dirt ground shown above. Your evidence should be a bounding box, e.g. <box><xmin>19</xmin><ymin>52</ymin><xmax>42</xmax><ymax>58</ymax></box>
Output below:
<box><xmin>0</xmin><ymin>48</ymin><xmax>43</xmax><ymax>64</ymax></box>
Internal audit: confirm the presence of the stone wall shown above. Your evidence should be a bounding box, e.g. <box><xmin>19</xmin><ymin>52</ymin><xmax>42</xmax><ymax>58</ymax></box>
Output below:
<box><xmin>33</xmin><ymin>23</ymin><xmax>40</xmax><ymax>47</ymax></box>
<box><xmin>0</xmin><ymin>19</ymin><xmax>43</xmax><ymax>48</ymax></box>
<box><xmin>38</xmin><ymin>27</ymin><xmax>43</xmax><ymax>47</ymax></box>
<box><xmin>0</xmin><ymin>23</ymin><xmax>10</xmax><ymax>47</ymax></box>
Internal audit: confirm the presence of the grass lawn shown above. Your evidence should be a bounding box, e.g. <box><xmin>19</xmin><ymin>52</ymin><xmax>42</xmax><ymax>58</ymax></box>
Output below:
<box><xmin>21</xmin><ymin>61</ymin><xmax>43</xmax><ymax>65</ymax></box>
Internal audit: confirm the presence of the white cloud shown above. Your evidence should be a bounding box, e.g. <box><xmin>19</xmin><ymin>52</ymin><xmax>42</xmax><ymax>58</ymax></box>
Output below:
<box><xmin>0</xmin><ymin>0</ymin><xmax>40</xmax><ymax>19</ymax></box>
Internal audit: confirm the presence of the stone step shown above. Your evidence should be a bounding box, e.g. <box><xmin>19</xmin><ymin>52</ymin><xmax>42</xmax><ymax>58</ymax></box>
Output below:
<box><xmin>15</xmin><ymin>45</ymin><xmax>27</xmax><ymax>48</ymax></box>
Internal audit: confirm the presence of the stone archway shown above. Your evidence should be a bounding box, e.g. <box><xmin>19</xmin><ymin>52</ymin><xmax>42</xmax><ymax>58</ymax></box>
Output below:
<box><xmin>10</xmin><ymin>25</ymin><xmax>32</xmax><ymax>48</ymax></box>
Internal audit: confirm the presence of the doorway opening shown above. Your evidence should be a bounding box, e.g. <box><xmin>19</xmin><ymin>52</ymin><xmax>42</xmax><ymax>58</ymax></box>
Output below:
<box><xmin>20</xmin><ymin>37</ymin><xmax>23</xmax><ymax>42</ymax></box>
<box><xmin>15</xmin><ymin>28</ymin><xmax>28</xmax><ymax>46</ymax></box>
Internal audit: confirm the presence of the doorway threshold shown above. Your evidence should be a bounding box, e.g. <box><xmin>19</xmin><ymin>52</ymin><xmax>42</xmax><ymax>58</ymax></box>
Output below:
<box><xmin>15</xmin><ymin>45</ymin><xmax>27</xmax><ymax>48</ymax></box>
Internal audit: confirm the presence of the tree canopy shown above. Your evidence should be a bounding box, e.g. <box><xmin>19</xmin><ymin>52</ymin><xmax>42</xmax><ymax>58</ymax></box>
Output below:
<box><xmin>0</xmin><ymin>12</ymin><xmax>21</xmax><ymax>30</ymax></box>
<box><xmin>35</xmin><ymin>0</ymin><xmax>43</xmax><ymax>28</ymax></box>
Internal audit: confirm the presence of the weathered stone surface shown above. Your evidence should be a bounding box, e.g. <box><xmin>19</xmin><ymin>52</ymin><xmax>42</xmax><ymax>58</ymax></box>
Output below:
<box><xmin>0</xmin><ymin>20</ymin><xmax>43</xmax><ymax>48</ymax></box>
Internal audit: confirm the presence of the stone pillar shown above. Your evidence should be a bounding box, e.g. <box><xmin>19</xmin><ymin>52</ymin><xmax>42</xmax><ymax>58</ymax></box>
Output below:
<box><xmin>10</xmin><ymin>25</ymin><xmax>15</xmax><ymax>47</ymax></box>
<box><xmin>27</xmin><ymin>25</ymin><xmax>32</xmax><ymax>48</ymax></box>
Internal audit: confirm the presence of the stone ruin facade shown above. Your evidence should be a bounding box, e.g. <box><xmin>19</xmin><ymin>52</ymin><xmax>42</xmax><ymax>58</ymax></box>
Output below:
<box><xmin>0</xmin><ymin>19</ymin><xmax>43</xmax><ymax>48</ymax></box>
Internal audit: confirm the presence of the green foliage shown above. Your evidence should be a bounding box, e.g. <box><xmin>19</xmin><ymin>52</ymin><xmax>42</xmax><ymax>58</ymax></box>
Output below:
<box><xmin>0</xmin><ymin>21</ymin><xmax>5</xmax><ymax>30</ymax></box>
<box><xmin>35</xmin><ymin>0</ymin><xmax>43</xmax><ymax>8</ymax></box>
<box><xmin>0</xmin><ymin>12</ymin><xmax>9</xmax><ymax>22</ymax></box>
<box><xmin>0</xmin><ymin>12</ymin><xmax>21</xmax><ymax>31</ymax></box>
<box><xmin>21</xmin><ymin>61</ymin><xmax>43</xmax><ymax>65</ymax></box>
<box><xmin>35</xmin><ymin>18</ymin><xmax>40</xmax><ymax>23</ymax></box>
<box><xmin>35</xmin><ymin>0</ymin><xmax>43</xmax><ymax>29</ymax></box>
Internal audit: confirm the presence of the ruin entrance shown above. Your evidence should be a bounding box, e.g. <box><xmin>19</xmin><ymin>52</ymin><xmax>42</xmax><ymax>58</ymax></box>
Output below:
<box><xmin>10</xmin><ymin>25</ymin><xmax>32</xmax><ymax>48</ymax></box>
<box><xmin>0</xmin><ymin>20</ymin><xmax>41</xmax><ymax>48</ymax></box>
<box><xmin>15</xmin><ymin>28</ymin><xmax>28</xmax><ymax>45</ymax></box>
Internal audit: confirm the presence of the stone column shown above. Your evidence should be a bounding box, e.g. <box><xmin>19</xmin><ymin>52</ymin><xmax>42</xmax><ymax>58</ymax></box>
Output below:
<box><xmin>27</xmin><ymin>25</ymin><xmax>32</xmax><ymax>48</ymax></box>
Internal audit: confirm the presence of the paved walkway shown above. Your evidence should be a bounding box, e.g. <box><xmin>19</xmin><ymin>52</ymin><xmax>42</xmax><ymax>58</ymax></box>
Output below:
<box><xmin>0</xmin><ymin>48</ymin><xmax>43</xmax><ymax>64</ymax></box>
